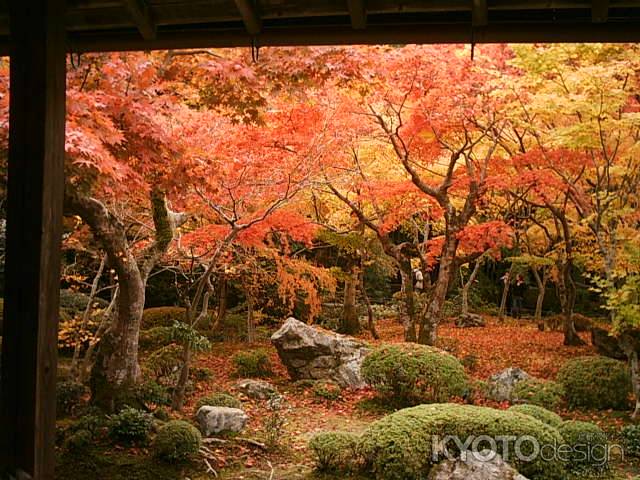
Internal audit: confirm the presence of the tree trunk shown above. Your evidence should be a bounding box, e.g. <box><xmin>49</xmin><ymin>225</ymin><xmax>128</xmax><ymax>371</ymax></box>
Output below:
<box><xmin>619</xmin><ymin>333</ymin><xmax>640</xmax><ymax>419</ymax></box>
<box><xmin>211</xmin><ymin>275</ymin><xmax>228</xmax><ymax>332</ymax></box>
<box><xmin>399</xmin><ymin>261</ymin><xmax>417</xmax><ymax>342</ymax></box>
<box><xmin>461</xmin><ymin>260</ymin><xmax>482</xmax><ymax>316</ymax></box>
<box><xmin>499</xmin><ymin>265</ymin><xmax>514</xmax><ymax>321</ymax></box>
<box><xmin>65</xmin><ymin>186</ymin><xmax>181</xmax><ymax>410</ymax></box>
<box><xmin>80</xmin><ymin>289</ymin><xmax>118</xmax><ymax>383</ymax></box>
<box><xmin>556</xmin><ymin>260</ymin><xmax>585</xmax><ymax>346</ymax></box>
<box><xmin>418</xmin><ymin>234</ymin><xmax>458</xmax><ymax>345</ymax></box>
<box><xmin>531</xmin><ymin>268</ymin><xmax>547</xmax><ymax>324</ymax></box>
<box><xmin>360</xmin><ymin>264</ymin><xmax>379</xmax><ymax>340</ymax></box>
<box><xmin>341</xmin><ymin>265</ymin><xmax>361</xmax><ymax>335</ymax></box>
<box><xmin>171</xmin><ymin>343</ymin><xmax>191</xmax><ymax>411</ymax></box>
<box><xmin>246</xmin><ymin>293</ymin><xmax>256</xmax><ymax>343</ymax></box>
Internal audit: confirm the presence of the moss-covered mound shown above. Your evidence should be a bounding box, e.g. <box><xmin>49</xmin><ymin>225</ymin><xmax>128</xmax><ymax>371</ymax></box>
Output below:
<box><xmin>358</xmin><ymin>403</ymin><xmax>565</xmax><ymax>480</ymax></box>
<box><xmin>309</xmin><ymin>431</ymin><xmax>361</xmax><ymax>473</ymax></box>
<box><xmin>508</xmin><ymin>404</ymin><xmax>563</xmax><ymax>428</ymax></box>
<box><xmin>512</xmin><ymin>378</ymin><xmax>565</xmax><ymax>410</ymax></box>
<box><xmin>558</xmin><ymin>420</ymin><xmax>609</xmax><ymax>472</ymax></box>
<box><xmin>557</xmin><ymin>356</ymin><xmax>631</xmax><ymax>410</ymax></box>
<box><xmin>153</xmin><ymin>420</ymin><xmax>202</xmax><ymax>462</ymax></box>
<box><xmin>361</xmin><ymin>344</ymin><xmax>469</xmax><ymax>406</ymax></box>
<box><xmin>195</xmin><ymin>392</ymin><xmax>242</xmax><ymax>411</ymax></box>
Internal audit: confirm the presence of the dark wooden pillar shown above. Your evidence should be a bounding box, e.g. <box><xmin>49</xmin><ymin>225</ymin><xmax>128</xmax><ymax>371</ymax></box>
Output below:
<box><xmin>0</xmin><ymin>1</ymin><xmax>66</xmax><ymax>479</ymax></box>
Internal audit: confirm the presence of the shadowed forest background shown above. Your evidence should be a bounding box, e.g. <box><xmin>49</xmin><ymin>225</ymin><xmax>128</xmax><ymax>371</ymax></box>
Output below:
<box><xmin>0</xmin><ymin>43</ymin><xmax>639</xmax><ymax>479</ymax></box>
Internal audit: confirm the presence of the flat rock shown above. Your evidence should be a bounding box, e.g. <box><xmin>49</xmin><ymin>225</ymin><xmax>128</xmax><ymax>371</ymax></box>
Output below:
<box><xmin>235</xmin><ymin>379</ymin><xmax>278</xmax><ymax>400</ymax></box>
<box><xmin>486</xmin><ymin>367</ymin><xmax>531</xmax><ymax>402</ymax></box>
<box><xmin>428</xmin><ymin>451</ymin><xmax>529</xmax><ymax>480</ymax></box>
<box><xmin>271</xmin><ymin>317</ymin><xmax>369</xmax><ymax>389</ymax></box>
<box><xmin>196</xmin><ymin>406</ymin><xmax>248</xmax><ymax>436</ymax></box>
<box><xmin>455</xmin><ymin>313</ymin><xmax>486</xmax><ymax>328</ymax></box>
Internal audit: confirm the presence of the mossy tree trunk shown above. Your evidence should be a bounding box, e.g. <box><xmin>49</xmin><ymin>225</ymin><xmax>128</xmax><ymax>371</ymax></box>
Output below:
<box><xmin>341</xmin><ymin>263</ymin><xmax>361</xmax><ymax>335</ymax></box>
<box><xmin>65</xmin><ymin>186</ymin><xmax>183</xmax><ymax>411</ymax></box>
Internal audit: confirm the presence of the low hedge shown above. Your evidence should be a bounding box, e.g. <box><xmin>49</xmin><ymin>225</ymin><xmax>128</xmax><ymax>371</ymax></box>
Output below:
<box><xmin>508</xmin><ymin>404</ymin><xmax>563</xmax><ymax>428</ymax></box>
<box><xmin>557</xmin><ymin>356</ymin><xmax>631</xmax><ymax>410</ymax></box>
<box><xmin>558</xmin><ymin>420</ymin><xmax>609</xmax><ymax>472</ymax></box>
<box><xmin>309</xmin><ymin>431</ymin><xmax>361</xmax><ymax>473</ymax></box>
<box><xmin>361</xmin><ymin>344</ymin><xmax>469</xmax><ymax>406</ymax></box>
<box><xmin>512</xmin><ymin>379</ymin><xmax>565</xmax><ymax>410</ymax></box>
<box><xmin>358</xmin><ymin>403</ymin><xmax>566</xmax><ymax>480</ymax></box>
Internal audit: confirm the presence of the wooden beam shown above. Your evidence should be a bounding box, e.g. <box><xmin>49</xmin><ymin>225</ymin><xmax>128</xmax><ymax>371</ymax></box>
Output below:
<box><xmin>233</xmin><ymin>0</ymin><xmax>262</xmax><ymax>36</ymax></box>
<box><xmin>0</xmin><ymin>1</ymin><xmax>66</xmax><ymax>479</ymax></box>
<box><xmin>592</xmin><ymin>0</ymin><xmax>610</xmax><ymax>22</ymax></box>
<box><xmin>472</xmin><ymin>0</ymin><xmax>488</xmax><ymax>27</ymax></box>
<box><xmin>347</xmin><ymin>0</ymin><xmax>367</xmax><ymax>29</ymax></box>
<box><xmin>123</xmin><ymin>0</ymin><xmax>156</xmax><ymax>40</ymax></box>
<box><xmin>44</xmin><ymin>22</ymin><xmax>640</xmax><ymax>54</ymax></box>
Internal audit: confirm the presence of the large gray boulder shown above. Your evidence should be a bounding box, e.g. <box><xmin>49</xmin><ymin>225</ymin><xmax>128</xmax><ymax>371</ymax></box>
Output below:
<box><xmin>486</xmin><ymin>367</ymin><xmax>531</xmax><ymax>402</ymax></box>
<box><xmin>196</xmin><ymin>406</ymin><xmax>249</xmax><ymax>436</ymax></box>
<box><xmin>455</xmin><ymin>313</ymin><xmax>486</xmax><ymax>328</ymax></box>
<box><xmin>428</xmin><ymin>451</ymin><xmax>529</xmax><ymax>480</ymax></box>
<box><xmin>271</xmin><ymin>317</ymin><xmax>369</xmax><ymax>389</ymax></box>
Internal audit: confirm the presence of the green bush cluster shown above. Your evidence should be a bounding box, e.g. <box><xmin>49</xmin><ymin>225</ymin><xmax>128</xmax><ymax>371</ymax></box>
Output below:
<box><xmin>138</xmin><ymin>326</ymin><xmax>173</xmax><ymax>351</ymax></box>
<box><xmin>361</xmin><ymin>344</ymin><xmax>469</xmax><ymax>406</ymax></box>
<box><xmin>56</xmin><ymin>381</ymin><xmax>88</xmax><ymax>416</ymax></box>
<box><xmin>63</xmin><ymin>429</ymin><xmax>93</xmax><ymax>452</ymax></box>
<box><xmin>308</xmin><ymin>431</ymin><xmax>360</xmax><ymax>473</ymax></box>
<box><xmin>142</xmin><ymin>307</ymin><xmax>187</xmax><ymax>329</ymax></box>
<box><xmin>109</xmin><ymin>407</ymin><xmax>154</xmax><ymax>444</ymax></box>
<box><xmin>195</xmin><ymin>392</ymin><xmax>242</xmax><ymax>411</ymax></box>
<box><xmin>145</xmin><ymin>344</ymin><xmax>183</xmax><ymax>379</ymax></box>
<box><xmin>134</xmin><ymin>380</ymin><xmax>171</xmax><ymax>408</ymax></box>
<box><xmin>557</xmin><ymin>356</ymin><xmax>631</xmax><ymax>410</ymax></box>
<box><xmin>232</xmin><ymin>349</ymin><xmax>273</xmax><ymax>378</ymax></box>
<box><xmin>557</xmin><ymin>420</ymin><xmax>609</xmax><ymax>472</ymax></box>
<box><xmin>153</xmin><ymin>420</ymin><xmax>202</xmax><ymax>462</ymax></box>
<box><xmin>356</xmin><ymin>403</ymin><xmax>565</xmax><ymax>480</ymax></box>
<box><xmin>621</xmin><ymin>424</ymin><xmax>640</xmax><ymax>457</ymax></box>
<box><xmin>312</xmin><ymin>381</ymin><xmax>342</xmax><ymax>401</ymax></box>
<box><xmin>508</xmin><ymin>404</ymin><xmax>563</xmax><ymax>428</ymax></box>
<box><xmin>512</xmin><ymin>378</ymin><xmax>565</xmax><ymax>410</ymax></box>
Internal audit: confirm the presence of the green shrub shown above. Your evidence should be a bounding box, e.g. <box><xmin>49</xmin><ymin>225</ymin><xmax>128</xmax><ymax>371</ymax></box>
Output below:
<box><xmin>232</xmin><ymin>349</ymin><xmax>273</xmax><ymax>377</ymax></box>
<box><xmin>361</xmin><ymin>344</ymin><xmax>469</xmax><ymax>406</ymax></box>
<box><xmin>558</xmin><ymin>420</ymin><xmax>608</xmax><ymax>472</ymax></box>
<box><xmin>512</xmin><ymin>379</ymin><xmax>565</xmax><ymax>410</ymax></box>
<box><xmin>153</xmin><ymin>420</ymin><xmax>202</xmax><ymax>462</ymax></box>
<box><xmin>109</xmin><ymin>407</ymin><xmax>154</xmax><ymax>444</ymax></box>
<box><xmin>508</xmin><ymin>404</ymin><xmax>563</xmax><ymax>428</ymax></box>
<box><xmin>312</xmin><ymin>381</ymin><xmax>342</xmax><ymax>401</ymax></box>
<box><xmin>145</xmin><ymin>344</ymin><xmax>183</xmax><ymax>379</ymax></box>
<box><xmin>309</xmin><ymin>431</ymin><xmax>360</xmax><ymax>472</ymax></box>
<box><xmin>134</xmin><ymin>380</ymin><xmax>171</xmax><ymax>408</ymax></box>
<box><xmin>192</xmin><ymin>366</ymin><xmax>214</xmax><ymax>382</ymax></box>
<box><xmin>621</xmin><ymin>424</ymin><xmax>640</xmax><ymax>457</ymax></box>
<box><xmin>139</xmin><ymin>326</ymin><xmax>173</xmax><ymax>350</ymax></box>
<box><xmin>142</xmin><ymin>306</ymin><xmax>187</xmax><ymax>329</ymax></box>
<box><xmin>56</xmin><ymin>381</ymin><xmax>88</xmax><ymax>416</ymax></box>
<box><xmin>63</xmin><ymin>429</ymin><xmax>93</xmax><ymax>452</ymax></box>
<box><xmin>358</xmin><ymin>403</ymin><xmax>566</xmax><ymax>480</ymax></box>
<box><xmin>557</xmin><ymin>356</ymin><xmax>631</xmax><ymax>410</ymax></box>
<box><xmin>59</xmin><ymin>288</ymin><xmax>108</xmax><ymax>316</ymax></box>
<box><xmin>195</xmin><ymin>392</ymin><xmax>242</xmax><ymax>411</ymax></box>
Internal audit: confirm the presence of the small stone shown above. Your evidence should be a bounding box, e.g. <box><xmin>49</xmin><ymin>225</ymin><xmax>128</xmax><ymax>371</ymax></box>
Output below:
<box><xmin>428</xmin><ymin>450</ymin><xmax>529</xmax><ymax>480</ymax></box>
<box><xmin>486</xmin><ymin>367</ymin><xmax>531</xmax><ymax>402</ymax></box>
<box><xmin>196</xmin><ymin>406</ymin><xmax>248</xmax><ymax>436</ymax></box>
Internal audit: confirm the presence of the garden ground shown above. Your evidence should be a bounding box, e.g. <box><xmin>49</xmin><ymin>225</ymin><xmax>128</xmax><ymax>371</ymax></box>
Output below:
<box><xmin>56</xmin><ymin>316</ymin><xmax>640</xmax><ymax>480</ymax></box>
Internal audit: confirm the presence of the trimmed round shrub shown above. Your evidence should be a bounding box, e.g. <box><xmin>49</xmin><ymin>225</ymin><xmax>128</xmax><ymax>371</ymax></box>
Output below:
<box><xmin>56</xmin><ymin>380</ymin><xmax>88</xmax><ymax>416</ymax></box>
<box><xmin>142</xmin><ymin>306</ymin><xmax>187</xmax><ymax>329</ymax></box>
<box><xmin>558</xmin><ymin>420</ymin><xmax>608</xmax><ymax>472</ymax></box>
<box><xmin>232</xmin><ymin>349</ymin><xmax>273</xmax><ymax>377</ymax></box>
<box><xmin>109</xmin><ymin>407</ymin><xmax>154</xmax><ymax>444</ymax></box>
<box><xmin>621</xmin><ymin>424</ymin><xmax>640</xmax><ymax>457</ymax></box>
<box><xmin>153</xmin><ymin>420</ymin><xmax>202</xmax><ymax>462</ymax></box>
<box><xmin>361</xmin><ymin>344</ymin><xmax>469</xmax><ymax>406</ymax></box>
<box><xmin>508</xmin><ymin>404</ymin><xmax>563</xmax><ymax>428</ymax></box>
<box><xmin>309</xmin><ymin>431</ymin><xmax>360</xmax><ymax>472</ymax></box>
<box><xmin>512</xmin><ymin>378</ymin><xmax>565</xmax><ymax>410</ymax></box>
<box><xmin>357</xmin><ymin>403</ymin><xmax>566</xmax><ymax>480</ymax></box>
<box><xmin>557</xmin><ymin>356</ymin><xmax>631</xmax><ymax>410</ymax></box>
<box><xmin>195</xmin><ymin>392</ymin><xmax>242</xmax><ymax>411</ymax></box>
